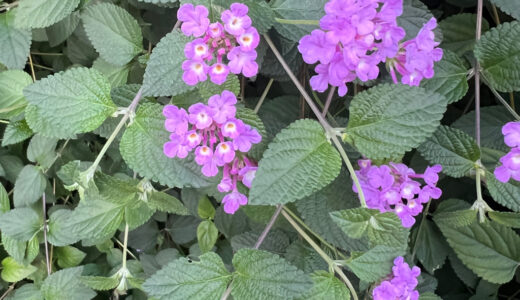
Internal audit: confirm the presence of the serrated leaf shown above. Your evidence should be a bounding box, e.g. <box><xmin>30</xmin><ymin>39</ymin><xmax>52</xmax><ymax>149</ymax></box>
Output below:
<box><xmin>41</xmin><ymin>267</ymin><xmax>96</xmax><ymax>300</ymax></box>
<box><xmin>25</xmin><ymin>104</ymin><xmax>76</xmax><ymax>139</ymax></box>
<box><xmin>346</xmin><ymin>245</ymin><xmax>404</xmax><ymax>283</ymax></box>
<box><xmin>440</xmin><ymin>13</ymin><xmax>489</xmax><ymax>56</ymax></box>
<box><xmin>449</xmin><ymin>252</ymin><xmax>479</xmax><ymax>289</ymax></box>
<box><xmin>82</xmin><ymin>3</ymin><xmax>143</xmax><ymax>66</ymax></box>
<box><xmin>232</xmin><ymin>248</ymin><xmax>313</xmax><ymax>300</ymax></box>
<box><xmin>47</xmin><ymin>209</ymin><xmax>80</xmax><ymax>246</ymax></box>
<box><xmin>142</xmin><ymin>30</ymin><xmax>194</xmax><ymax>97</ymax></box>
<box><xmin>46</xmin><ymin>11</ymin><xmax>80</xmax><ymax>47</ymax></box>
<box><xmin>418</xmin><ymin>126</ymin><xmax>480</xmax><ymax>178</ymax></box>
<box><xmin>15</xmin><ymin>0</ymin><xmax>80</xmax><ymax>29</ymax></box>
<box><xmin>0</xmin><ymin>11</ymin><xmax>31</xmax><ymax>70</ymax></box>
<box><xmin>0</xmin><ymin>70</ymin><xmax>32</xmax><ymax>119</ymax></box>
<box><xmin>197</xmin><ymin>220</ymin><xmax>218</xmax><ymax>253</ymax></box>
<box><xmin>490</xmin><ymin>0</ymin><xmax>520</xmax><ymax>20</ymax></box>
<box><xmin>344</xmin><ymin>84</ymin><xmax>448</xmax><ymax>160</ymax></box>
<box><xmin>55</xmin><ymin>246</ymin><xmax>86</xmax><ymax>268</ymax></box>
<box><xmin>23</xmin><ymin>67</ymin><xmax>117</xmax><ymax>138</ymax></box>
<box><xmin>486</xmin><ymin>170</ymin><xmax>520</xmax><ymax>212</ymax></box>
<box><xmin>2</xmin><ymin>235</ymin><xmax>39</xmax><ymax>265</ymax></box>
<box><xmin>434</xmin><ymin>209</ymin><xmax>477</xmax><ymax>228</ymax></box>
<box><xmin>438</xmin><ymin>220</ymin><xmax>520</xmax><ymax>284</ymax></box>
<box><xmin>2</xmin><ymin>118</ymin><xmax>33</xmax><ymax>146</ymax></box>
<box><xmin>488</xmin><ymin>211</ymin><xmax>520</xmax><ymax>228</ymax></box>
<box><xmin>1</xmin><ymin>257</ymin><xmax>37</xmax><ymax>282</ymax></box>
<box><xmin>27</xmin><ymin>134</ymin><xmax>58</xmax><ymax>169</ymax></box>
<box><xmin>13</xmin><ymin>165</ymin><xmax>46</xmax><ymax>207</ymax></box>
<box><xmin>421</xmin><ymin>50</ymin><xmax>469</xmax><ymax>104</ymax></box>
<box><xmin>270</xmin><ymin>0</ymin><xmax>325</xmax><ymax>42</ymax></box>
<box><xmin>250</xmin><ymin>119</ymin><xmax>341</xmax><ymax>205</ymax></box>
<box><xmin>231</xmin><ymin>229</ymin><xmax>290</xmax><ymax>255</ymax></box>
<box><xmin>142</xmin><ymin>252</ymin><xmax>232</xmax><ymax>300</ymax></box>
<box><xmin>148</xmin><ymin>191</ymin><xmax>189</xmax><ymax>215</ymax></box>
<box><xmin>414</xmin><ymin>219</ymin><xmax>450</xmax><ymax>273</ymax></box>
<box><xmin>80</xmin><ymin>276</ymin><xmax>119</xmax><ymax>291</ymax></box>
<box><xmin>475</xmin><ymin>21</ymin><xmax>520</xmax><ymax>92</ymax></box>
<box><xmin>92</xmin><ymin>58</ymin><xmax>130</xmax><ymax>87</ymax></box>
<box><xmin>0</xmin><ymin>183</ymin><xmax>9</xmax><ymax>214</ymax></box>
<box><xmin>285</xmin><ymin>241</ymin><xmax>328</xmax><ymax>274</ymax></box>
<box><xmin>120</xmin><ymin>103</ymin><xmax>216</xmax><ymax>188</ymax></box>
<box><xmin>8</xmin><ymin>283</ymin><xmax>42</xmax><ymax>300</ymax></box>
<box><xmin>298</xmin><ymin>271</ymin><xmax>350</xmax><ymax>300</ymax></box>
<box><xmin>399</xmin><ymin>0</ymin><xmax>441</xmax><ymax>41</ymax></box>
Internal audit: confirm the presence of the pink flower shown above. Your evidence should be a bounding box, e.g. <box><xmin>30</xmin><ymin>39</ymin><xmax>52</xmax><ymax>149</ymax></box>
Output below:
<box><xmin>209</xmin><ymin>63</ymin><xmax>230</xmax><ymax>85</ymax></box>
<box><xmin>221</xmin><ymin>3</ymin><xmax>251</xmax><ymax>36</ymax></box>
<box><xmin>163</xmin><ymin>105</ymin><xmax>188</xmax><ymax>135</ymax></box>
<box><xmin>227</xmin><ymin>48</ymin><xmax>258</xmax><ymax>77</ymax></box>
<box><xmin>177</xmin><ymin>4</ymin><xmax>210</xmax><ymax>37</ymax></box>
<box><xmin>188</xmin><ymin>103</ymin><xmax>213</xmax><ymax>129</ymax></box>
<box><xmin>215</xmin><ymin>142</ymin><xmax>236</xmax><ymax>165</ymax></box>
<box><xmin>233</xmin><ymin>123</ymin><xmax>262</xmax><ymax>152</ymax></box>
<box><xmin>298</xmin><ymin>29</ymin><xmax>337</xmax><ymax>64</ymax></box>
<box><xmin>163</xmin><ymin>134</ymin><xmax>189</xmax><ymax>159</ymax></box>
<box><xmin>208</xmin><ymin>90</ymin><xmax>237</xmax><ymax>124</ymax></box>
<box><xmin>221</xmin><ymin>190</ymin><xmax>248</xmax><ymax>214</ymax></box>
<box><xmin>182</xmin><ymin>60</ymin><xmax>208</xmax><ymax>85</ymax></box>
<box><xmin>494</xmin><ymin>148</ymin><xmax>520</xmax><ymax>182</ymax></box>
<box><xmin>239</xmin><ymin>166</ymin><xmax>257</xmax><ymax>188</ymax></box>
<box><xmin>222</xmin><ymin>119</ymin><xmax>242</xmax><ymax>139</ymax></box>
<box><xmin>373</xmin><ymin>257</ymin><xmax>421</xmax><ymax>300</ymax></box>
<box><xmin>237</xmin><ymin>27</ymin><xmax>260</xmax><ymax>52</ymax></box>
<box><xmin>502</xmin><ymin>122</ymin><xmax>520</xmax><ymax>148</ymax></box>
<box><xmin>184</xmin><ymin>38</ymin><xmax>211</xmax><ymax>61</ymax></box>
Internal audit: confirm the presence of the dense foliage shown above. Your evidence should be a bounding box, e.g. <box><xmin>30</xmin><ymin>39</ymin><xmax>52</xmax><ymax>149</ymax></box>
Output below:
<box><xmin>0</xmin><ymin>0</ymin><xmax>519</xmax><ymax>299</ymax></box>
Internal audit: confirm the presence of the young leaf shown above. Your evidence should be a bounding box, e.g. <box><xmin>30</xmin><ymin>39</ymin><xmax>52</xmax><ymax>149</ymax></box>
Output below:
<box><xmin>41</xmin><ymin>267</ymin><xmax>96</xmax><ymax>300</ymax></box>
<box><xmin>344</xmin><ymin>84</ymin><xmax>448</xmax><ymax>160</ymax></box>
<box><xmin>418</xmin><ymin>126</ymin><xmax>480</xmax><ymax>178</ymax></box>
<box><xmin>13</xmin><ymin>165</ymin><xmax>46</xmax><ymax>207</ymax></box>
<box><xmin>439</xmin><ymin>13</ymin><xmax>489</xmax><ymax>56</ymax></box>
<box><xmin>487</xmin><ymin>211</ymin><xmax>520</xmax><ymax>228</ymax></box>
<box><xmin>438</xmin><ymin>220</ymin><xmax>520</xmax><ymax>284</ymax></box>
<box><xmin>82</xmin><ymin>3</ymin><xmax>144</xmax><ymax>66</ymax></box>
<box><xmin>0</xmin><ymin>70</ymin><xmax>33</xmax><ymax>119</ymax></box>
<box><xmin>490</xmin><ymin>0</ymin><xmax>520</xmax><ymax>20</ymax></box>
<box><xmin>1</xmin><ymin>257</ymin><xmax>37</xmax><ymax>282</ymax></box>
<box><xmin>197</xmin><ymin>220</ymin><xmax>218</xmax><ymax>253</ymax></box>
<box><xmin>474</xmin><ymin>21</ymin><xmax>520</xmax><ymax>92</ymax></box>
<box><xmin>23</xmin><ymin>67</ymin><xmax>117</xmax><ymax>138</ymax></box>
<box><xmin>299</xmin><ymin>271</ymin><xmax>350</xmax><ymax>300</ymax></box>
<box><xmin>0</xmin><ymin>11</ymin><xmax>31</xmax><ymax>70</ymax></box>
<box><xmin>249</xmin><ymin>119</ymin><xmax>341</xmax><ymax>205</ymax></box>
<box><xmin>81</xmin><ymin>276</ymin><xmax>119</xmax><ymax>291</ymax></box>
<box><xmin>148</xmin><ymin>191</ymin><xmax>189</xmax><ymax>215</ymax></box>
<box><xmin>55</xmin><ymin>246</ymin><xmax>86</xmax><ymax>268</ymax></box>
<box><xmin>345</xmin><ymin>245</ymin><xmax>403</xmax><ymax>282</ymax></box>
<box><xmin>198</xmin><ymin>196</ymin><xmax>216</xmax><ymax>219</ymax></box>
<box><xmin>231</xmin><ymin>249</ymin><xmax>313</xmax><ymax>299</ymax></box>
<box><xmin>2</xmin><ymin>119</ymin><xmax>33</xmax><ymax>146</ymax></box>
<box><xmin>2</xmin><ymin>235</ymin><xmax>38</xmax><ymax>266</ymax></box>
<box><xmin>142</xmin><ymin>252</ymin><xmax>232</xmax><ymax>300</ymax></box>
<box><xmin>15</xmin><ymin>0</ymin><xmax>80</xmax><ymax>29</ymax></box>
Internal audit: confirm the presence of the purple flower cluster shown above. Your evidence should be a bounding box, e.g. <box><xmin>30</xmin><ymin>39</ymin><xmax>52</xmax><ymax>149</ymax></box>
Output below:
<box><xmin>353</xmin><ymin>159</ymin><xmax>442</xmax><ymax>227</ymax></box>
<box><xmin>373</xmin><ymin>256</ymin><xmax>421</xmax><ymax>300</ymax></box>
<box><xmin>178</xmin><ymin>3</ymin><xmax>260</xmax><ymax>86</ymax></box>
<box><xmin>494</xmin><ymin>122</ymin><xmax>520</xmax><ymax>183</ymax></box>
<box><xmin>162</xmin><ymin>90</ymin><xmax>262</xmax><ymax>214</ymax></box>
<box><xmin>297</xmin><ymin>0</ymin><xmax>442</xmax><ymax>95</ymax></box>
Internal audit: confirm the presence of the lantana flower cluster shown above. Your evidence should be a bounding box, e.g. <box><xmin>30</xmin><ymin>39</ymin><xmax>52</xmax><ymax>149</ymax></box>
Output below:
<box><xmin>494</xmin><ymin>122</ymin><xmax>520</xmax><ymax>183</ymax></box>
<box><xmin>373</xmin><ymin>256</ymin><xmax>421</xmax><ymax>300</ymax></box>
<box><xmin>178</xmin><ymin>3</ymin><xmax>260</xmax><ymax>86</ymax></box>
<box><xmin>298</xmin><ymin>0</ymin><xmax>442</xmax><ymax>96</ymax></box>
<box><xmin>162</xmin><ymin>90</ymin><xmax>261</xmax><ymax>214</ymax></box>
<box><xmin>353</xmin><ymin>159</ymin><xmax>442</xmax><ymax>227</ymax></box>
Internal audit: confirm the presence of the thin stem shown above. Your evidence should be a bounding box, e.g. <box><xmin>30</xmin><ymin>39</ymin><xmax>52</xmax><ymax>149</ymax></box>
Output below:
<box><xmin>254</xmin><ymin>204</ymin><xmax>283</xmax><ymax>249</ymax></box>
<box><xmin>32</xmin><ymin>63</ymin><xmax>54</xmax><ymax>71</ymax></box>
<box><xmin>0</xmin><ymin>283</ymin><xmax>15</xmax><ymax>300</ymax></box>
<box><xmin>322</xmin><ymin>86</ymin><xmax>336</xmax><ymax>117</ymax></box>
<box><xmin>28</xmin><ymin>55</ymin><xmax>36</xmax><ymax>82</ymax></box>
<box><xmin>411</xmin><ymin>200</ymin><xmax>432</xmax><ymax>261</ymax></box>
<box><xmin>240</xmin><ymin>76</ymin><xmax>246</xmax><ymax>101</ymax></box>
<box><xmin>173</xmin><ymin>20</ymin><xmax>181</xmax><ymax>30</ymax></box>
<box><xmin>491</xmin><ymin>4</ymin><xmax>501</xmax><ymax>25</ymax></box>
<box><xmin>484</xmin><ymin>76</ymin><xmax>520</xmax><ymax>120</ymax></box>
<box><xmin>0</xmin><ymin>120</ymin><xmax>9</xmax><ymax>124</ymax></box>
<box><xmin>510</xmin><ymin>92</ymin><xmax>515</xmax><ymax>112</ymax></box>
<box><xmin>114</xmin><ymin>238</ymin><xmax>138</xmax><ymax>260</ymax></box>
<box><xmin>281</xmin><ymin>209</ymin><xmax>359</xmax><ymax>300</ymax></box>
<box><xmin>220</xmin><ymin>284</ymin><xmax>233</xmax><ymax>300</ymax></box>
<box><xmin>0</xmin><ymin>1</ymin><xmax>18</xmax><ymax>12</ymax></box>
<box><xmin>263</xmin><ymin>34</ymin><xmax>366</xmax><ymax>206</ymax></box>
<box><xmin>42</xmin><ymin>193</ymin><xmax>51</xmax><ymax>275</ymax></box>
<box><xmin>122</xmin><ymin>223</ymin><xmax>130</xmax><ymax>270</ymax></box>
<box><xmin>30</xmin><ymin>52</ymin><xmax>63</xmax><ymax>56</ymax></box>
<box><xmin>274</xmin><ymin>18</ymin><xmax>320</xmax><ymax>25</ymax></box>
<box><xmin>254</xmin><ymin>78</ymin><xmax>274</xmax><ymax>113</ymax></box>
<box><xmin>475</xmin><ymin>0</ymin><xmax>483</xmax><ymax>148</ymax></box>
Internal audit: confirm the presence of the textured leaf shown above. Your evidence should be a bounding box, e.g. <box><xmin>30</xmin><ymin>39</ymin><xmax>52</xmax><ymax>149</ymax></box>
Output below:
<box><xmin>0</xmin><ymin>70</ymin><xmax>32</xmax><ymax>119</ymax></box>
<box><xmin>2</xmin><ymin>235</ymin><xmax>39</xmax><ymax>266</ymax></box>
<box><xmin>82</xmin><ymin>3</ymin><xmax>143</xmax><ymax>66</ymax></box>
<box><xmin>55</xmin><ymin>246</ymin><xmax>86</xmax><ymax>268</ymax></box>
<box><xmin>285</xmin><ymin>241</ymin><xmax>328</xmax><ymax>274</ymax></box>
<box><xmin>344</xmin><ymin>84</ymin><xmax>448</xmax><ymax>160</ymax></box>
<box><xmin>440</xmin><ymin>13</ymin><xmax>489</xmax><ymax>56</ymax></box>
<box><xmin>490</xmin><ymin>0</ymin><xmax>520</xmax><ymax>20</ymax></box>
<box><xmin>414</xmin><ymin>219</ymin><xmax>450</xmax><ymax>273</ymax></box>
<box><xmin>46</xmin><ymin>11</ymin><xmax>80</xmax><ymax>47</ymax></box>
<box><xmin>92</xmin><ymin>58</ymin><xmax>130</xmax><ymax>87</ymax></box>
<box><xmin>198</xmin><ymin>196</ymin><xmax>216</xmax><ymax>219</ymax></box>
<box><xmin>15</xmin><ymin>0</ymin><xmax>80</xmax><ymax>28</ymax></box>
<box><xmin>26</xmin><ymin>134</ymin><xmax>58</xmax><ymax>169</ymax></box>
<box><xmin>231</xmin><ymin>229</ymin><xmax>290</xmax><ymax>255</ymax></box>
<box><xmin>148</xmin><ymin>191</ymin><xmax>189</xmax><ymax>215</ymax></box>
<box><xmin>399</xmin><ymin>0</ymin><xmax>440</xmax><ymax>41</ymax></box>
<box><xmin>8</xmin><ymin>283</ymin><xmax>42</xmax><ymax>300</ymax></box>
<box><xmin>2</xmin><ymin>119</ymin><xmax>33</xmax><ymax>146</ymax></box>
<box><xmin>1</xmin><ymin>257</ymin><xmax>37</xmax><ymax>282</ymax></box>
<box><xmin>142</xmin><ymin>30</ymin><xmax>194</xmax><ymax>97</ymax></box>
<box><xmin>47</xmin><ymin>209</ymin><xmax>81</xmax><ymax>246</ymax></box>
<box><xmin>346</xmin><ymin>245</ymin><xmax>404</xmax><ymax>282</ymax></box>
<box><xmin>421</xmin><ymin>50</ymin><xmax>469</xmax><ymax>104</ymax></box>
<box><xmin>41</xmin><ymin>267</ymin><xmax>96</xmax><ymax>300</ymax></box>
<box><xmin>438</xmin><ymin>220</ymin><xmax>520</xmax><ymax>284</ymax></box>
<box><xmin>232</xmin><ymin>249</ymin><xmax>313</xmax><ymax>300</ymax></box>
<box><xmin>249</xmin><ymin>119</ymin><xmax>341</xmax><ymax>205</ymax></box>
<box><xmin>13</xmin><ymin>165</ymin><xmax>46</xmax><ymax>207</ymax></box>
<box><xmin>0</xmin><ymin>207</ymin><xmax>41</xmax><ymax>241</ymax></box>
<box><xmin>143</xmin><ymin>252</ymin><xmax>232</xmax><ymax>300</ymax></box>
<box><xmin>420</xmin><ymin>292</ymin><xmax>443</xmax><ymax>300</ymax></box>
<box><xmin>449</xmin><ymin>252</ymin><xmax>479</xmax><ymax>289</ymax></box>
<box><xmin>418</xmin><ymin>126</ymin><xmax>480</xmax><ymax>178</ymax></box>
<box><xmin>0</xmin><ymin>11</ymin><xmax>31</xmax><ymax>70</ymax></box>
<box><xmin>270</xmin><ymin>0</ymin><xmax>326</xmax><ymax>42</ymax></box>
<box><xmin>120</xmin><ymin>103</ymin><xmax>216</xmax><ymax>188</ymax></box>
<box><xmin>486</xmin><ymin>170</ymin><xmax>520</xmax><ymax>212</ymax></box>
<box><xmin>80</xmin><ymin>276</ymin><xmax>119</xmax><ymax>291</ymax></box>
<box><xmin>298</xmin><ymin>271</ymin><xmax>350</xmax><ymax>300</ymax></box>
<box><xmin>475</xmin><ymin>21</ymin><xmax>520</xmax><ymax>92</ymax></box>
<box><xmin>0</xmin><ymin>183</ymin><xmax>8</xmax><ymax>214</ymax></box>
<box><xmin>488</xmin><ymin>211</ymin><xmax>520</xmax><ymax>228</ymax></box>
<box><xmin>23</xmin><ymin>67</ymin><xmax>117</xmax><ymax>138</ymax></box>
<box><xmin>197</xmin><ymin>220</ymin><xmax>218</xmax><ymax>253</ymax></box>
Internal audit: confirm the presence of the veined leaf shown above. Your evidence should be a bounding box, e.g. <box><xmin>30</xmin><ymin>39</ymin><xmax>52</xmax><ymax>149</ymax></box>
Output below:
<box><xmin>15</xmin><ymin>0</ymin><xmax>80</xmax><ymax>29</ymax></box>
<box><xmin>486</xmin><ymin>170</ymin><xmax>520</xmax><ymax>212</ymax></box>
<box><xmin>440</xmin><ymin>13</ymin><xmax>489</xmax><ymax>56</ymax></box>
<box><xmin>2</xmin><ymin>118</ymin><xmax>33</xmax><ymax>146</ymax></box>
<box><xmin>0</xmin><ymin>70</ymin><xmax>32</xmax><ymax>119</ymax></box>
<box><xmin>197</xmin><ymin>220</ymin><xmax>218</xmax><ymax>253</ymax></box>
<box><xmin>488</xmin><ymin>211</ymin><xmax>520</xmax><ymax>228</ymax></box>
<box><xmin>345</xmin><ymin>245</ymin><xmax>404</xmax><ymax>282</ymax></box>
<box><xmin>270</xmin><ymin>0</ymin><xmax>325</xmax><ymax>42</ymax></box>
<box><xmin>0</xmin><ymin>11</ymin><xmax>31</xmax><ymax>70</ymax></box>
<box><xmin>0</xmin><ymin>207</ymin><xmax>42</xmax><ymax>241</ymax></box>
<box><xmin>490</xmin><ymin>0</ymin><xmax>520</xmax><ymax>21</ymax></box>
<box><xmin>298</xmin><ymin>271</ymin><xmax>350</xmax><ymax>300</ymax></box>
<box><xmin>1</xmin><ymin>257</ymin><xmax>37</xmax><ymax>282</ymax></box>
<box><xmin>13</xmin><ymin>165</ymin><xmax>46</xmax><ymax>207</ymax></box>
<box><xmin>41</xmin><ymin>267</ymin><xmax>96</xmax><ymax>300</ymax></box>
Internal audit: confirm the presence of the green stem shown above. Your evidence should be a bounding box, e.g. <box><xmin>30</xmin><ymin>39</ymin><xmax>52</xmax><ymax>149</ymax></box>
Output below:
<box><xmin>281</xmin><ymin>209</ymin><xmax>359</xmax><ymax>300</ymax></box>
<box><xmin>275</xmin><ymin>18</ymin><xmax>320</xmax><ymax>25</ymax></box>
<box><xmin>485</xmin><ymin>77</ymin><xmax>520</xmax><ymax>120</ymax></box>
<box><xmin>254</xmin><ymin>78</ymin><xmax>274</xmax><ymax>113</ymax></box>
<box><xmin>122</xmin><ymin>223</ymin><xmax>130</xmax><ymax>270</ymax></box>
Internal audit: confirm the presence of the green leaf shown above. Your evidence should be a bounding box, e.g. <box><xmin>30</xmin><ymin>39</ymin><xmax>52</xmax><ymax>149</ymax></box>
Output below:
<box><xmin>27</xmin><ymin>134</ymin><xmax>58</xmax><ymax>169</ymax></box>
<box><xmin>439</xmin><ymin>13</ymin><xmax>489</xmax><ymax>56</ymax></box>
<box><xmin>142</xmin><ymin>30</ymin><xmax>194</xmax><ymax>97</ymax></box>
<box><xmin>55</xmin><ymin>246</ymin><xmax>86</xmax><ymax>268</ymax></box>
<box><xmin>15</xmin><ymin>0</ymin><xmax>80</xmax><ymax>28</ymax></box>
<box><xmin>2</xmin><ymin>118</ymin><xmax>33</xmax><ymax>146</ymax></box>
<box><xmin>0</xmin><ymin>70</ymin><xmax>32</xmax><ymax>119</ymax></box>
<box><xmin>250</xmin><ymin>119</ymin><xmax>341</xmax><ymax>205</ymax></box>
<box><xmin>92</xmin><ymin>58</ymin><xmax>130</xmax><ymax>87</ymax></box>
<box><xmin>23</xmin><ymin>67</ymin><xmax>117</xmax><ymax>138</ymax></box>
<box><xmin>41</xmin><ymin>267</ymin><xmax>96</xmax><ymax>300</ymax></box>
<box><xmin>438</xmin><ymin>220</ymin><xmax>520</xmax><ymax>284</ymax></box>
<box><xmin>418</xmin><ymin>126</ymin><xmax>480</xmax><ymax>178</ymax></box>
<box><xmin>420</xmin><ymin>292</ymin><xmax>443</xmax><ymax>300</ymax></box>
<box><xmin>299</xmin><ymin>271</ymin><xmax>350</xmax><ymax>300</ymax></box>
<box><xmin>399</xmin><ymin>0</ymin><xmax>440</xmax><ymax>41</ymax></box>
<box><xmin>143</xmin><ymin>252</ymin><xmax>232</xmax><ymax>300</ymax></box>
<box><xmin>344</xmin><ymin>84</ymin><xmax>448</xmax><ymax>160</ymax></box>
<box><xmin>241</xmin><ymin>0</ymin><xmax>275</xmax><ymax>34</ymax></box>
<box><xmin>82</xmin><ymin>3</ymin><xmax>143</xmax><ymax>66</ymax></box>
<box><xmin>421</xmin><ymin>50</ymin><xmax>469</xmax><ymax>104</ymax></box>
<box><xmin>2</xmin><ymin>235</ymin><xmax>39</xmax><ymax>265</ymax></box>
<box><xmin>285</xmin><ymin>241</ymin><xmax>328</xmax><ymax>274</ymax></box>
<box><xmin>120</xmin><ymin>103</ymin><xmax>216</xmax><ymax>188</ymax></box>
<box><xmin>13</xmin><ymin>165</ymin><xmax>46</xmax><ymax>207</ymax></box>
<box><xmin>197</xmin><ymin>220</ymin><xmax>218</xmax><ymax>253</ymax></box>
<box><xmin>1</xmin><ymin>257</ymin><xmax>37</xmax><ymax>282</ymax></box>
<box><xmin>486</xmin><ymin>170</ymin><xmax>520</xmax><ymax>212</ymax></box>
<box><xmin>488</xmin><ymin>211</ymin><xmax>520</xmax><ymax>228</ymax></box>
<box><xmin>81</xmin><ymin>276</ymin><xmax>119</xmax><ymax>291</ymax></box>
<box><xmin>270</xmin><ymin>0</ymin><xmax>325</xmax><ymax>42</ymax></box>
<box><xmin>198</xmin><ymin>196</ymin><xmax>216</xmax><ymax>219</ymax></box>
<box><xmin>47</xmin><ymin>209</ymin><xmax>80</xmax><ymax>246</ymax></box>
<box><xmin>0</xmin><ymin>183</ymin><xmax>9</xmax><ymax>214</ymax></box>
<box><xmin>475</xmin><ymin>21</ymin><xmax>520</xmax><ymax>92</ymax></box>
<box><xmin>345</xmin><ymin>245</ymin><xmax>404</xmax><ymax>282</ymax></box>
<box><xmin>8</xmin><ymin>283</ymin><xmax>42</xmax><ymax>300</ymax></box>
<box><xmin>232</xmin><ymin>249</ymin><xmax>313</xmax><ymax>299</ymax></box>
<box><xmin>0</xmin><ymin>207</ymin><xmax>41</xmax><ymax>241</ymax></box>
<box><xmin>0</xmin><ymin>11</ymin><xmax>31</xmax><ymax>70</ymax></box>
<box><xmin>46</xmin><ymin>11</ymin><xmax>80</xmax><ymax>47</ymax></box>
<box><xmin>148</xmin><ymin>191</ymin><xmax>189</xmax><ymax>215</ymax></box>
<box><xmin>434</xmin><ymin>208</ymin><xmax>477</xmax><ymax>228</ymax></box>
<box><xmin>490</xmin><ymin>0</ymin><xmax>520</xmax><ymax>21</ymax></box>
<box><xmin>414</xmin><ymin>219</ymin><xmax>450</xmax><ymax>273</ymax></box>
<box><xmin>231</xmin><ymin>229</ymin><xmax>290</xmax><ymax>255</ymax></box>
